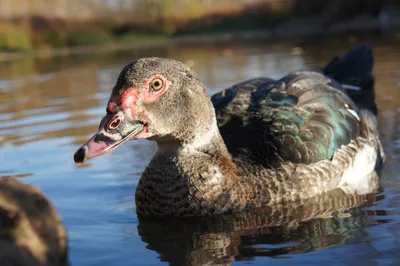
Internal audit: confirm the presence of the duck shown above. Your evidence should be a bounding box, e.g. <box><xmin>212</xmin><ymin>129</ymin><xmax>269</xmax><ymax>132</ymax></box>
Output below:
<box><xmin>0</xmin><ymin>177</ymin><xmax>69</xmax><ymax>266</ymax></box>
<box><xmin>74</xmin><ymin>45</ymin><xmax>384</xmax><ymax>217</ymax></box>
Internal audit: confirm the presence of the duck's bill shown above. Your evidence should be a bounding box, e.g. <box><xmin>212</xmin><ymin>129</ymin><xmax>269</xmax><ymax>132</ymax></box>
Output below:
<box><xmin>73</xmin><ymin>121</ymin><xmax>144</xmax><ymax>164</ymax></box>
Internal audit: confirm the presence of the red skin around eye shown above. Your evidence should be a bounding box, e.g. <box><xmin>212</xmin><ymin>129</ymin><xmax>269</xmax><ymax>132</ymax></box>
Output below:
<box><xmin>106</xmin><ymin>74</ymin><xmax>171</xmax><ymax>117</ymax></box>
<box><xmin>142</xmin><ymin>74</ymin><xmax>171</xmax><ymax>103</ymax></box>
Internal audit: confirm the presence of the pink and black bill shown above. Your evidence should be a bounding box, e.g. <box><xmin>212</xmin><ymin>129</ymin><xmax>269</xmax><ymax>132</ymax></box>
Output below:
<box><xmin>73</xmin><ymin>109</ymin><xmax>144</xmax><ymax>164</ymax></box>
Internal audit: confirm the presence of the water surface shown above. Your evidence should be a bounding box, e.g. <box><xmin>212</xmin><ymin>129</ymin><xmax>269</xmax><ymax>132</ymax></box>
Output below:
<box><xmin>1</xmin><ymin>39</ymin><xmax>399</xmax><ymax>265</ymax></box>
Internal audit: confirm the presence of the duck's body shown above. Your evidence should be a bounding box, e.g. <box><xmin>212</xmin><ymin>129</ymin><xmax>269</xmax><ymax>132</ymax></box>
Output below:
<box><xmin>74</xmin><ymin>45</ymin><xmax>384</xmax><ymax>217</ymax></box>
<box><xmin>0</xmin><ymin>177</ymin><xmax>69</xmax><ymax>266</ymax></box>
<box><xmin>136</xmin><ymin>72</ymin><xmax>382</xmax><ymax>216</ymax></box>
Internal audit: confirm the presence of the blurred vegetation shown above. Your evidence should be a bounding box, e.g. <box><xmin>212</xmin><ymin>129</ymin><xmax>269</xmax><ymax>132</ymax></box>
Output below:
<box><xmin>0</xmin><ymin>0</ymin><xmax>399</xmax><ymax>53</ymax></box>
<box><xmin>115</xmin><ymin>31</ymin><xmax>170</xmax><ymax>45</ymax></box>
<box><xmin>67</xmin><ymin>29</ymin><xmax>113</xmax><ymax>47</ymax></box>
<box><xmin>0</xmin><ymin>24</ymin><xmax>32</xmax><ymax>51</ymax></box>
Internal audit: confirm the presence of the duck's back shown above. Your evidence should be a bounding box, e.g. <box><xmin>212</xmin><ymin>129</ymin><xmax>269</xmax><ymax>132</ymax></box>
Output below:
<box><xmin>213</xmin><ymin>71</ymin><xmax>363</xmax><ymax>167</ymax></box>
<box><xmin>211</xmin><ymin>45</ymin><xmax>382</xmax><ymax>171</ymax></box>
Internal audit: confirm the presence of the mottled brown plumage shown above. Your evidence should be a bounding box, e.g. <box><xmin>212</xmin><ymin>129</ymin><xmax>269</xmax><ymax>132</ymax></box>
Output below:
<box><xmin>0</xmin><ymin>177</ymin><xmax>69</xmax><ymax>266</ymax></box>
<box><xmin>74</xmin><ymin>45</ymin><xmax>384</xmax><ymax>217</ymax></box>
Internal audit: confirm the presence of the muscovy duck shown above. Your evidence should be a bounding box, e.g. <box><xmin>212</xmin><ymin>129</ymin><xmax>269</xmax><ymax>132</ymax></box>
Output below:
<box><xmin>74</xmin><ymin>45</ymin><xmax>384</xmax><ymax>216</ymax></box>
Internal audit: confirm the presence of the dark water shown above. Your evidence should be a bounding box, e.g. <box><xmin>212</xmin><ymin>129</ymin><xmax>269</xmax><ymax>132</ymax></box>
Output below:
<box><xmin>1</xmin><ymin>39</ymin><xmax>399</xmax><ymax>266</ymax></box>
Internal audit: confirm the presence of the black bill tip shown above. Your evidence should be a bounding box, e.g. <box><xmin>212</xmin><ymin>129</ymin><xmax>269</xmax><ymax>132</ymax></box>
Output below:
<box><xmin>74</xmin><ymin>146</ymin><xmax>87</xmax><ymax>164</ymax></box>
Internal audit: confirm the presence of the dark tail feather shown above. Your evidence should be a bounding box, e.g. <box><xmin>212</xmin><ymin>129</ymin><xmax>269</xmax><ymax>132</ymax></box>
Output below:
<box><xmin>323</xmin><ymin>44</ymin><xmax>377</xmax><ymax>115</ymax></box>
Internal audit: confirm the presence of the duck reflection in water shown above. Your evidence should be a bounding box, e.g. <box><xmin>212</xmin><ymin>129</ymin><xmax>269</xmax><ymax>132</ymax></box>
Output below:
<box><xmin>137</xmin><ymin>186</ymin><xmax>385</xmax><ymax>265</ymax></box>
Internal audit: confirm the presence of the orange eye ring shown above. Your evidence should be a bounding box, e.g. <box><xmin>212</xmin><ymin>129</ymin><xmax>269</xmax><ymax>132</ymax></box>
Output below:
<box><xmin>150</xmin><ymin>78</ymin><xmax>163</xmax><ymax>92</ymax></box>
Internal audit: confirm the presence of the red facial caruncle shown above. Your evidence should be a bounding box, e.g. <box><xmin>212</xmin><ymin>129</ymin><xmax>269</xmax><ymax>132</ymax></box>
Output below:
<box><xmin>106</xmin><ymin>74</ymin><xmax>171</xmax><ymax>119</ymax></box>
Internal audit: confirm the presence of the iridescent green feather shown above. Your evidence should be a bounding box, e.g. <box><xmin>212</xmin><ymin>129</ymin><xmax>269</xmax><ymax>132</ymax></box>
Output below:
<box><xmin>212</xmin><ymin>71</ymin><xmax>362</xmax><ymax>167</ymax></box>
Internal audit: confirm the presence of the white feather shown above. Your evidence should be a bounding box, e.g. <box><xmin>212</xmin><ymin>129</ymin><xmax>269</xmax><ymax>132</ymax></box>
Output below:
<box><xmin>342</xmin><ymin>84</ymin><xmax>361</xmax><ymax>91</ymax></box>
<box><xmin>187</xmin><ymin>117</ymin><xmax>218</xmax><ymax>150</ymax></box>
<box><xmin>339</xmin><ymin>144</ymin><xmax>378</xmax><ymax>194</ymax></box>
<box><xmin>208</xmin><ymin>166</ymin><xmax>223</xmax><ymax>185</ymax></box>
<box><xmin>345</xmin><ymin>104</ymin><xmax>360</xmax><ymax>121</ymax></box>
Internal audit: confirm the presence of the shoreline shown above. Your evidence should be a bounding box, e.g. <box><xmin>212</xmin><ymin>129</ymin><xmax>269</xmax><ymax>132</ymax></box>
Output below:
<box><xmin>0</xmin><ymin>41</ymin><xmax>170</xmax><ymax>62</ymax></box>
<box><xmin>1</xmin><ymin>14</ymin><xmax>400</xmax><ymax>62</ymax></box>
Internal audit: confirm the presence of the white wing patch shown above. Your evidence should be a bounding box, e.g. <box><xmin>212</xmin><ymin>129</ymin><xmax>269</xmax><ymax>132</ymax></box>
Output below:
<box><xmin>339</xmin><ymin>144</ymin><xmax>378</xmax><ymax>194</ymax></box>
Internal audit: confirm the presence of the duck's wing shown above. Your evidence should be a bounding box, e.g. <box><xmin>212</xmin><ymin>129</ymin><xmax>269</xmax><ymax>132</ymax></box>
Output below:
<box><xmin>212</xmin><ymin>45</ymin><xmax>380</xmax><ymax>168</ymax></box>
<box><xmin>212</xmin><ymin>72</ymin><xmax>365</xmax><ymax>167</ymax></box>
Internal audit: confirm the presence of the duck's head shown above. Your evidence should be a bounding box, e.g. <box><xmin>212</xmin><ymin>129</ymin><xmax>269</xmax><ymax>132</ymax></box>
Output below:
<box><xmin>74</xmin><ymin>57</ymin><xmax>215</xmax><ymax>164</ymax></box>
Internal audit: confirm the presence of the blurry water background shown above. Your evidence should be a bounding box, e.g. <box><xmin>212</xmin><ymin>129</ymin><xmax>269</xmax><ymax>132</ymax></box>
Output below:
<box><xmin>0</xmin><ymin>38</ymin><xmax>399</xmax><ymax>265</ymax></box>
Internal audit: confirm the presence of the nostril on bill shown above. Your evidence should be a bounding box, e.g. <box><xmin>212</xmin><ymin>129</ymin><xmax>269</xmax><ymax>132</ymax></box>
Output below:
<box><xmin>74</xmin><ymin>146</ymin><xmax>87</xmax><ymax>164</ymax></box>
<box><xmin>108</xmin><ymin>117</ymin><xmax>121</xmax><ymax>130</ymax></box>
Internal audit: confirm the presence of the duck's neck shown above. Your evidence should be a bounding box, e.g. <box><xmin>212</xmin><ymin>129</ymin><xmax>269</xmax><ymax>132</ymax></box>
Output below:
<box><xmin>157</xmin><ymin>117</ymin><xmax>231</xmax><ymax>158</ymax></box>
<box><xmin>185</xmin><ymin>121</ymin><xmax>230</xmax><ymax>156</ymax></box>
<box><xmin>150</xmin><ymin>119</ymin><xmax>237</xmax><ymax>189</ymax></box>
<box><xmin>137</xmin><ymin>119</ymin><xmax>240</xmax><ymax>216</ymax></box>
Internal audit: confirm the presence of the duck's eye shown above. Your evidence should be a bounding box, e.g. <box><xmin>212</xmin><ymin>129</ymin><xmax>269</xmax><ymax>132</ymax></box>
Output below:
<box><xmin>150</xmin><ymin>78</ymin><xmax>163</xmax><ymax>92</ymax></box>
